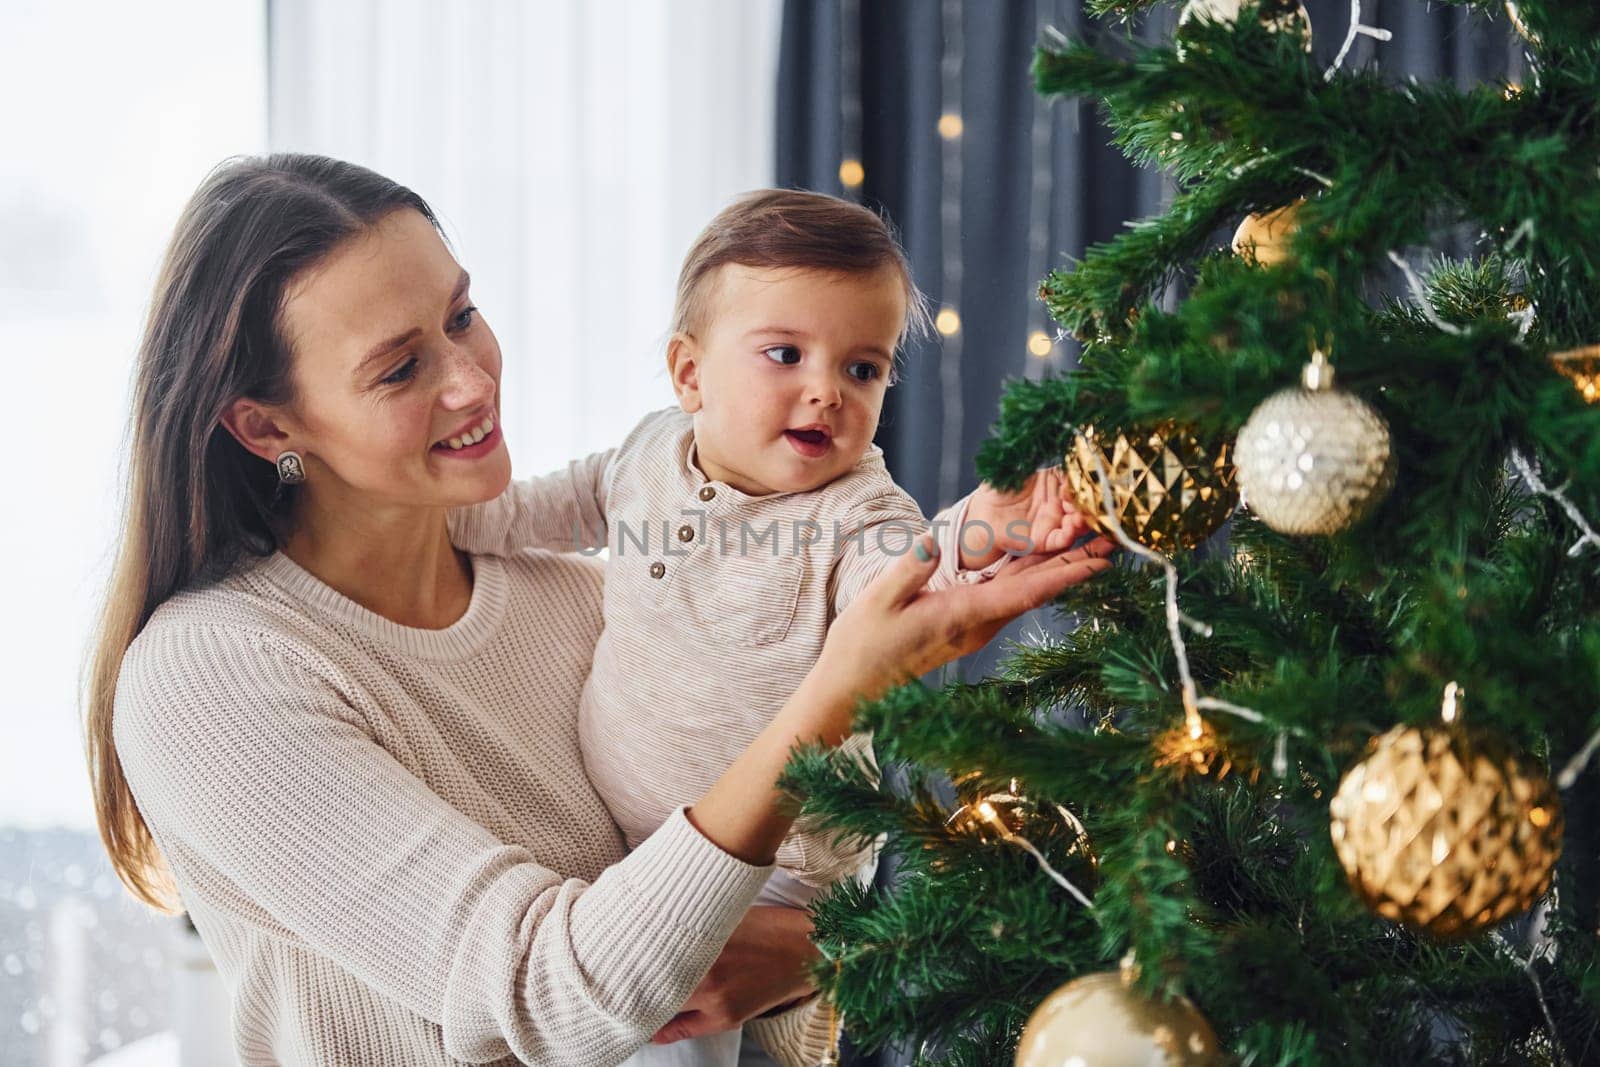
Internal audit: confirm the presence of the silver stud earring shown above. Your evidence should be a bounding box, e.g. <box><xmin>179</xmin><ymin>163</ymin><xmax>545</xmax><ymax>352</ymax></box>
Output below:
<box><xmin>276</xmin><ymin>450</ymin><xmax>306</xmax><ymax>485</ymax></box>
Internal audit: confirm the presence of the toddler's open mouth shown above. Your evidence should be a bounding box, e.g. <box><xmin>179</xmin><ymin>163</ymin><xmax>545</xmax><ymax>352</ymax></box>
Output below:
<box><xmin>784</xmin><ymin>425</ymin><xmax>832</xmax><ymax>458</ymax></box>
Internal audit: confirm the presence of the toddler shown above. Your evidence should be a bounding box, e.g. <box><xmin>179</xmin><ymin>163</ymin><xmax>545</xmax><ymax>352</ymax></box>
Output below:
<box><xmin>450</xmin><ymin>190</ymin><xmax>1085</xmax><ymax>1066</ymax></box>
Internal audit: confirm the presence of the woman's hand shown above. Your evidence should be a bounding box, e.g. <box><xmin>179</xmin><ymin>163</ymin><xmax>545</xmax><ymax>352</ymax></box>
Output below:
<box><xmin>650</xmin><ymin>906</ymin><xmax>819</xmax><ymax>1044</ymax></box>
<box><xmin>685</xmin><ymin>526</ymin><xmax>1114</xmax><ymax>867</ymax></box>
<box><xmin>817</xmin><ymin>528</ymin><xmax>1115</xmax><ymax>712</ymax></box>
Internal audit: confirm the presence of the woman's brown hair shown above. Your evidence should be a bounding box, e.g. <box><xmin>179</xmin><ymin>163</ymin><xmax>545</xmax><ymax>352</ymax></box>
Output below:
<box><xmin>83</xmin><ymin>154</ymin><xmax>438</xmax><ymax>910</ymax></box>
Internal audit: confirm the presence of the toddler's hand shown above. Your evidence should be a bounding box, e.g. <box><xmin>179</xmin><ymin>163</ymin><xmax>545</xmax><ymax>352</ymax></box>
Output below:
<box><xmin>960</xmin><ymin>468</ymin><xmax>1093</xmax><ymax>571</ymax></box>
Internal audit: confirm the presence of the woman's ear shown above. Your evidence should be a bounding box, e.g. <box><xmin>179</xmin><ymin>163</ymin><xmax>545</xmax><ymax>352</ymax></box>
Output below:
<box><xmin>219</xmin><ymin>397</ymin><xmax>295</xmax><ymax>464</ymax></box>
<box><xmin>666</xmin><ymin>332</ymin><xmax>704</xmax><ymax>414</ymax></box>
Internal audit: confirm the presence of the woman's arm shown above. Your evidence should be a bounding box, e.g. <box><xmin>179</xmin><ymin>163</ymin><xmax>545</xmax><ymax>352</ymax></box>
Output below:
<box><xmin>113</xmin><ymin>532</ymin><xmax>1106</xmax><ymax>1065</ymax></box>
<box><xmin>689</xmin><ymin>528</ymin><xmax>1114</xmax><ymax>865</ymax></box>
<box><xmin>113</xmin><ymin>622</ymin><xmax>768</xmax><ymax>1067</ymax></box>
<box><xmin>652</xmin><ymin>531</ymin><xmax>1112</xmax><ymax>1062</ymax></box>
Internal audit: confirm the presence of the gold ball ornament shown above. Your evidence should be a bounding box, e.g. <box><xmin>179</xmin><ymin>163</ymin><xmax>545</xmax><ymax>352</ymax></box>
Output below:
<box><xmin>947</xmin><ymin>779</ymin><xmax>1097</xmax><ymax>860</ymax></box>
<box><xmin>1328</xmin><ymin>685</ymin><xmax>1563</xmax><ymax>939</ymax></box>
<box><xmin>1231</xmin><ymin>200</ymin><xmax>1303</xmax><ymax>266</ymax></box>
<box><xmin>1015</xmin><ymin>964</ymin><xmax>1225</xmax><ymax>1067</ymax></box>
<box><xmin>1552</xmin><ymin>344</ymin><xmax>1600</xmax><ymax>405</ymax></box>
<box><xmin>1178</xmin><ymin>0</ymin><xmax>1313</xmax><ymax>53</ymax></box>
<box><xmin>1234</xmin><ymin>352</ymin><xmax>1395</xmax><ymax>535</ymax></box>
<box><xmin>1065</xmin><ymin>425</ymin><xmax>1239</xmax><ymax>553</ymax></box>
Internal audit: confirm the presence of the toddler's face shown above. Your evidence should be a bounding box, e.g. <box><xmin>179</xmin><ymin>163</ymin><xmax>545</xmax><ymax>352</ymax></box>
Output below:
<box><xmin>670</xmin><ymin>264</ymin><xmax>904</xmax><ymax>496</ymax></box>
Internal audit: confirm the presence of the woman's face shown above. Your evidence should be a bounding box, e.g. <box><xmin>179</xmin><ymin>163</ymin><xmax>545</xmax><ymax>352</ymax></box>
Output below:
<box><xmin>272</xmin><ymin>208</ymin><xmax>511</xmax><ymax>513</ymax></box>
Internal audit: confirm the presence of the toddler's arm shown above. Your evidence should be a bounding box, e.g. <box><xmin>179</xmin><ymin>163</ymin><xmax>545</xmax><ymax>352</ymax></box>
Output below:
<box><xmin>448</xmin><ymin>448</ymin><xmax>614</xmax><ymax>556</ymax></box>
<box><xmin>826</xmin><ymin>487</ymin><xmax>1002</xmax><ymax>619</ymax></box>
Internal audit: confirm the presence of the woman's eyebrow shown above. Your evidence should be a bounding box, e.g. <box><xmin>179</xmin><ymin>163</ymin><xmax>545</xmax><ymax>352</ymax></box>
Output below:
<box><xmin>354</xmin><ymin>270</ymin><xmax>471</xmax><ymax>375</ymax></box>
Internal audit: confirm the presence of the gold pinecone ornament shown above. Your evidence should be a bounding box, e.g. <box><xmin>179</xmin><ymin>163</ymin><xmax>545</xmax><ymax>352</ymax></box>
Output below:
<box><xmin>1328</xmin><ymin>685</ymin><xmax>1563</xmax><ymax>939</ymax></box>
<box><xmin>1065</xmin><ymin>425</ymin><xmax>1239</xmax><ymax>553</ymax></box>
<box><xmin>1234</xmin><ymin>351</ymin><xmax>1396</xmax><ymax>535</ymax></box>
<box><xmin>1015</xmin><ymin>959</ymin><xmax>1225</xmax><ymax>1067</ymax></box>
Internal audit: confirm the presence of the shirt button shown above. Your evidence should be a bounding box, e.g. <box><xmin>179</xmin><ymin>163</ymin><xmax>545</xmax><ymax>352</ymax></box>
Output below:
<box><xmin>649</xmin><ymin>561</ymin><xmax>666</xmax><ymax>579</ymax></box>
<box><xmin>677</xmin><ymin>524</ymin><xmax>695</xmax><ymax>543</ymax></box>
<box><xmin>698</xmin><ymin>485</ymin><xmax>716</xmax><ymax>501</ymax></box>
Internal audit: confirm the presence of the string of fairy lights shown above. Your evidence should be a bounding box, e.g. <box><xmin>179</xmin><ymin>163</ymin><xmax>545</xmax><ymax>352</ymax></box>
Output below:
<box><xmin>833</xmin><ymin>0</ymin><xmax>1075</xmax><ymax>508</ymax></box>
<box><xmin>935</xmin><ymin>0</ymin><xmax>966</xmax><ymax>508</ymax></box>
<box><xmin>1023</xmin><ymin>6</ymin><xmax>1068</xmax><ymax>380</ymax></box>
<box><xmin>836</xmin><ymin>0</ymin><xmax>863</xmax><ymax>199</ymax></box>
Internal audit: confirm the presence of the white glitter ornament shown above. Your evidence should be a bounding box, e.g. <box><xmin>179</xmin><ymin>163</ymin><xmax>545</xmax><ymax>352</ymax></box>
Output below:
<box><xmin>1235</xmin><ymin>352</ymin><xmax>1396</xmax><ymax>535</ymax></box>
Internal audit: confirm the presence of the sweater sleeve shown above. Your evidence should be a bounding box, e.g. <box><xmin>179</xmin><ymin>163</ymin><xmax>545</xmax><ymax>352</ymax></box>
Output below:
<box><xmin>744</xmin><ymin>996</ymin><xmax>837</xmax><ymax>1067</ymax></box>
<box><xmin>447</xmin><ymin>447</ymin><xmax>615</xmax><ymax>556</ymax></box>
<box><xmin>113</xmin><ymin>622</ymin><xmax>771</xmax><ymax>1067</ymax></box>
<box><xmin>826</xmin><ymin>487</ymin><xmax>1002</xmax><ymax>619</ymax></box>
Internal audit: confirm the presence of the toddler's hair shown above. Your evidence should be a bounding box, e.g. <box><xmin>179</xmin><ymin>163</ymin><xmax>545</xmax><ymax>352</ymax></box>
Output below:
<box><xmin>671</xmin><ymin>189</ymin><xmax>932</xmax><ymax>356</ymax></box>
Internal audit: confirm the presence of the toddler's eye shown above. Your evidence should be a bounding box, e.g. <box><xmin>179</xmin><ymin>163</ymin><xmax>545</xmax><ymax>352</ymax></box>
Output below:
<box><xmin>763</xmin><ymin>345</ymin><xmax>801</xmax><ymax>365</ymax></box>
<box><xmin>848</xmin><ymin>361</ymin><xmax>882</xmax><ymax>383</ymax></box>
<box><xmin>382</xmin><ymin>357</ymin><xmax>419</xmax><ymax>385</ymax></box>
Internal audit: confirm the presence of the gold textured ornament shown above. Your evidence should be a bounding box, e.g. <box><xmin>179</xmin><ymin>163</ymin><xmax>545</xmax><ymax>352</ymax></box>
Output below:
<box><xmin>1328</xmin><ymin>683</ymin><xmax>1563</xmax><ymax>939</ymax></box>
<box><xmin>1231</xmin><ymin>200</ymin><xmax>1303</xmax><ymax>266</ymax></box>
<box><xmin>1234</xmin><ymin>351</ymin><xmax>1395</xmax><ymax>535</ymax></box>
<box><xmin>1065</xmin><ymin>425</ymin><xmax>1239</xmax><ymax>553</ymax></box>
<box><xmin>1015</xmin><ymin>959</ymin><xmax>1225</xmax><ymax>1067</ymax></box>
<box><xmin>1552</xmin><ymin>344</ymin><xmax>1600</xmax><ymax>405</ymax></box>
<box><xmin>1178</xmin><ymin>0</ymin><xmax>1312</xmax><ymax>54</ymax></box>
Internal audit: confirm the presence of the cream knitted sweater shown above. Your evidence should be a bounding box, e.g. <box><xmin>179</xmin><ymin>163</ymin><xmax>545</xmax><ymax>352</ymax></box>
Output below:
<box><xmin>112</xmin><ymin>548</ymin><xmax>780</xmax><ymax>1066</ymax></box>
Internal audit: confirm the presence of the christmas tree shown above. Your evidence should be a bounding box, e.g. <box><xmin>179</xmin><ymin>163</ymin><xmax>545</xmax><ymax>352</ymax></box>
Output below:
<box><xmin>782</xmin><ymin>1</ymin><xmax>1600</xmax><ymax>1063</ymax></box>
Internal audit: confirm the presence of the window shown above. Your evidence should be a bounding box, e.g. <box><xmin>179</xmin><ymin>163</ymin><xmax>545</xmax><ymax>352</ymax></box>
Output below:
<box><xmin>1</xmin><ymin>3</ymin><xmax>265</xmax><ymax>1064</ymax></box>
<box><xmin>5</xmin><ymin>2</ymin><xmax>780</xmax><ymax>1063</ymax></box>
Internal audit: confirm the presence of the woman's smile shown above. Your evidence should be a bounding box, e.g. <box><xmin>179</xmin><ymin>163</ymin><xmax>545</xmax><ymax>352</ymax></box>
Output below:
<box><xmin>431</xmin><ymin>411</ymin><xmax>502</xmax><ymax>457</ymax></box>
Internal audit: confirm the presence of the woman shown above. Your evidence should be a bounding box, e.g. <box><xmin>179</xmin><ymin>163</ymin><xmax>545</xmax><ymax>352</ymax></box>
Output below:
<box><xmin>83</xmin><ymin>154</ymin><xmax>1113</xmax><ymax>1066</ymax></box>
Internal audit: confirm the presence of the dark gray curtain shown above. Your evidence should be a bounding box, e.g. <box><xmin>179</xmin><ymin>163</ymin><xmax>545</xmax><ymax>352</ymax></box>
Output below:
<box><xmin>774</xmin><ymin>4</ymin><xmax>1523</xmax><ymax>1062</ymax></box>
